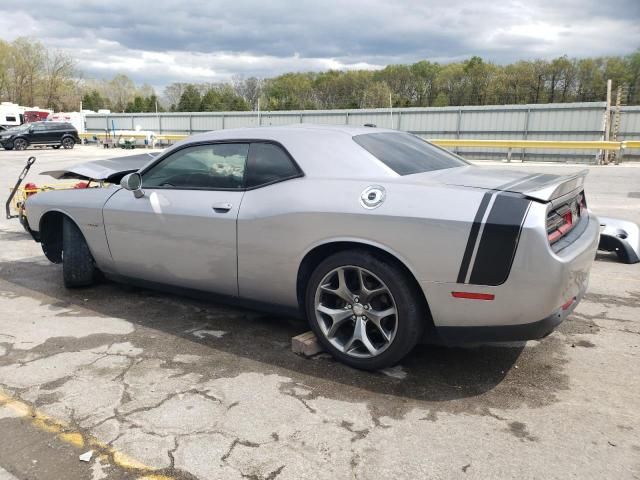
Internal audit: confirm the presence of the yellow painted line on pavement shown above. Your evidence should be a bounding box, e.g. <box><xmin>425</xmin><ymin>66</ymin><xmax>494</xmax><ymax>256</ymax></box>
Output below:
<box><xmin>0</xmin><ymin>390</ymin><xmax>175</xmax><ymax>480</ymax></box>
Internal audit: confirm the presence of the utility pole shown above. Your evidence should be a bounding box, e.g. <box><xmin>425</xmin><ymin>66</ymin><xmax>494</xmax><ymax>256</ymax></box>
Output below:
<box><xmin>603</xmin><ymin>79</ymin><xmax>612</xmax><ymax>164</ymax></box>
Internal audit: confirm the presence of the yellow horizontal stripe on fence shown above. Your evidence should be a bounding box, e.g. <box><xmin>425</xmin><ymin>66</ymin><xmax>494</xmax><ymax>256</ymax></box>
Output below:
<box><xmin>429</xmin><ymin>139</ymin><xmax>621</xmax><ymax>150</ymax></box>
<box><xmin>80</xmin><ymin>132</ymin><xmax>632</xmax><ymax>151</ymax></box>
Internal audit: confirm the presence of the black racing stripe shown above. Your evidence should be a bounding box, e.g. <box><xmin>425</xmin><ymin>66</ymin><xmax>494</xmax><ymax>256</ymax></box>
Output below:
<box><xmin>456</xmin><ymin>192</ymin><xmax>492</xmax><ymax>284</ymax></box>
<box><xmin>469</xmin><ymin>193</ymin><xmax>531</xmax><ymax>286</ymax></box>
<box><xmin>508</xmin><ymin>174</ymin><xmax>560</xmax><ymax>192</ymax></box>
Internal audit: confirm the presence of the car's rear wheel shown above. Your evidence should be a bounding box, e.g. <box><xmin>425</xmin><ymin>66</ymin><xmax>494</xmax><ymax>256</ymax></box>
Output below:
<box><xmin>62</xmin><ymin>217</ymin><xmax>96</xmax><ymax>288</ymax></box>
<box><xmin>305</xmin><ymin>250</ymin><xmax>424</xmax><ymax>370</ymax></box>
<box><xmin>62</xmin><ymin>137</ymin><xmax>75</xmax><ymax>149</ymax></box>
<box><xmin>13</xmin><ymin>138</ymin><xmax>28</xmax><ymax>150</ymax></box>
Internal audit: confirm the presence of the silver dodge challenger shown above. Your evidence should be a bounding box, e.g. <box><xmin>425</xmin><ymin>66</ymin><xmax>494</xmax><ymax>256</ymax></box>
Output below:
<box><xmin>24</xmin><ymin>125</ymin><xmax>600</xmax><ymax>370</ymax></box>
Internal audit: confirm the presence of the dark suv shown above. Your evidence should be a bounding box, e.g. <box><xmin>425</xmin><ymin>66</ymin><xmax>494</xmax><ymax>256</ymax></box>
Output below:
<box><xmin>0</xmin><ymin>122</ymin><xmax>80</xmax><ymax>151</ymax></box>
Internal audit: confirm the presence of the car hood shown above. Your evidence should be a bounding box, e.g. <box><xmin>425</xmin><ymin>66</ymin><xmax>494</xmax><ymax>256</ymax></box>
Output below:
<box><xmin>41</xmin><ymin>153</ymin><xmax>159</xmax><ymax>183</ymax></box>
<box><xmin>425</xmin><ymin>166</ymin><xmax>588</xmax><ymax>202</ymax></box>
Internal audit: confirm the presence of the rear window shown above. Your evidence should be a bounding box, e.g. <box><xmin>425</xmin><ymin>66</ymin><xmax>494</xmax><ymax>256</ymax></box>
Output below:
<box><xmin>353</xmin><ymin>132</ymin><xmax>468</xmax><ymax>175</ymax></box>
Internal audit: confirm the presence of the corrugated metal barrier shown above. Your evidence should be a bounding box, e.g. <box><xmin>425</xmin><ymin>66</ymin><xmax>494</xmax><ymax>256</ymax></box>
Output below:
<box><xmin>84</xmin><ymin>102</ymin><xmax>640</xmax><ymax>163</ymax></box>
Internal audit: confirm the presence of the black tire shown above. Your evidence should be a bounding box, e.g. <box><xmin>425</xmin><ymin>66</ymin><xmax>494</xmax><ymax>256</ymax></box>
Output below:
<box><xmin>52</xmin><ymin>145</ymin><xmax>61</xmax><ymax>149</ymax></box>
<box><xmin>13</xmin><ymin>138</ymin><xmax>28</xmax><ymax>150</ymax></box>
<box><xmin>62</xmin><ymin>217</ymin><xmax>96</xmax><ymax>288</ymax></box>
<box><xmin>62</xmin><ymin>137</ymin><xmax>75</xmax><ymax>149</ymax></box>
<box><xmin>305</xmin><ymin>249</ymin><xmax>424</xmax><ymax>370</ymax></box>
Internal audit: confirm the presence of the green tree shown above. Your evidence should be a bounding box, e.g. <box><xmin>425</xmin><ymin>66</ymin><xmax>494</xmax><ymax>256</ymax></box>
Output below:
<box><xmin>262</xmin><ymin>73</ymin><xmax>316</xmax><ymax>110</ymax></box>
<box><xmin>177</xmin><ymin>84</ymin><xmax>202</xmax><ymax>111</ymax></box>
<box><xmin>410</xmin><ymin>60</ymin><xmax>440</xmax><ymax>106</ymax></box>
<box><xmin>361</xmin><ymin>81</ymin><xmax>393</xmax><ymax>108</ymax></box>
<box><xmin>82</xmin><ymin>90</ymin><xmax>106</xmax><ymax>111</ymax></box>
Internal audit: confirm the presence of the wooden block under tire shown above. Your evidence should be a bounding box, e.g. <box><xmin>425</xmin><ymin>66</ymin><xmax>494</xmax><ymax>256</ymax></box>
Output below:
<box><xmin>292</xmin><ymin>331</ymin><xmax>324</xmax><ymax>357</ymax></box>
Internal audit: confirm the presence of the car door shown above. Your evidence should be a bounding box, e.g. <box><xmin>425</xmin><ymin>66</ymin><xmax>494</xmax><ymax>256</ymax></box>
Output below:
<box><xmin>102</xmin><ymin>142</ymin><xmax>249</xmax><ymax>295</ymax></box>
<box><xmin>29</xmin><ymin>123</ymin><xmax>49</xmax><ymax>144</ymax></box>
<box><xmin>237</xmin><ymin>142</ymin><xmax>305</xmax><ymax>306</ymax></box>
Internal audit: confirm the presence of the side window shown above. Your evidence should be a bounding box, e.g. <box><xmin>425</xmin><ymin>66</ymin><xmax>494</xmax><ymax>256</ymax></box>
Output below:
<box><xmin>5</xmin><ymin>116</ymin><xmax>16</xmax><ymax>122</ymax></box>
<box><xmin>245</xmin><ymin>143</ymin><xmax>301</xmax><ymax>188</ymax></box>
<box><xmin>142</xmin><ymin>143</ymin><xmax>249</xmax><ymax>189</ymax></box>
<box><xmin>32</xmin><ymin>124</ymin><xmax>47</xmax><ymax>132</ymax></box>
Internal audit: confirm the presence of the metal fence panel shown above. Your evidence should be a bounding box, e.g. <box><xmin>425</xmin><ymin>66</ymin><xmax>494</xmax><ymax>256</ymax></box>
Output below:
<box><xmin>83</xmin><ymin>101</ymin><xmax>640</xmax><ymax>162</ymax></box>
<box><xmin>224</xmin><ymin>114</ymin><xmax>259</xmax><ymax>129</ymax></box>
<box><xmin>191</xmin><ymin>115</ymin><xmax>224</xmax><ymax>132</ymax></box>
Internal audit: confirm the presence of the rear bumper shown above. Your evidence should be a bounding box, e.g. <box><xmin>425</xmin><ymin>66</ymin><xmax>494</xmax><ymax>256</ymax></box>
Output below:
<box><xmin>436</xmin><ymin>280</ymin><xmax>586</xmax><ymax>343</ymax></box>
<box><xmin>421</xmin><ymin>208</ymin><xmax>599</xmax><ymax>337</ymax></box>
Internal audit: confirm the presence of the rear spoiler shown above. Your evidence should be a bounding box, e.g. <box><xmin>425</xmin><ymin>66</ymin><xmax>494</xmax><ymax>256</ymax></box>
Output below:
<box><xmin>521</xmin><ymin>169</ymin><xmax>588</xmax><ymax>203</ymax></box>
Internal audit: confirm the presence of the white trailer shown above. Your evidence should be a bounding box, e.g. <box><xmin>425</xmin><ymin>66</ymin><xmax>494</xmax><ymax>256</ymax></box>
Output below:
<box><xmin>0</xmin><ymin>102</ymin><xmax>24</xmax><ymax>130</ymax></box>
<box><xmin>48</xmin><ymin>111</ymin><xmax>86</xmax><ymax>134</ymax></box>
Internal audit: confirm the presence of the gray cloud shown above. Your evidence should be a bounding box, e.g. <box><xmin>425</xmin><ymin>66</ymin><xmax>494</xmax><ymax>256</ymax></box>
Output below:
<box><xmin>0</xmin><ymin>0</ymin><xmax>638</xmax><ymax>88</ymax></box>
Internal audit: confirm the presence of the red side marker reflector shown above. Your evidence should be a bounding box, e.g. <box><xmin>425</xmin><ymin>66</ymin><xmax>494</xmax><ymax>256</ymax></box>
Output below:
<box><xmin>451</xmin><ymin>292</ymin><xmax>495</xmax><ymax>301</ymax></box>
<box><xmin>562</xmin><ymin>297</ymin><xmax>576</xmax><ymax>310</ymax></box>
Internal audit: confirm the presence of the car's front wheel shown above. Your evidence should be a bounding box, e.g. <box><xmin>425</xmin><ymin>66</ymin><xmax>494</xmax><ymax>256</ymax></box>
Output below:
<box><xmin>61</xmin><ymin>137</ymin><xmax>75</xmax><ymax>149</ymax></box>
<box><xmin>62</xmin><ymin>217</ymin><xmax>96</xmax><ymax>288</ymax></box>
<box><xmin>305</xmin><ymin>250</ymin><xmax>424</xmax><ymax>370</ymax></box>
<box><xmin>13</xmin><ymin>138</ymin><xmax>28</xmax><ymax>150</ymax></box>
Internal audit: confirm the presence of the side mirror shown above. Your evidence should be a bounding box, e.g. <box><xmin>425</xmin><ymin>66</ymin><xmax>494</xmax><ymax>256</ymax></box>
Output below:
<box><xmin>120</xmin><ymin>172</ymin><xmax>144</xmax><ymax>198</ymax></box>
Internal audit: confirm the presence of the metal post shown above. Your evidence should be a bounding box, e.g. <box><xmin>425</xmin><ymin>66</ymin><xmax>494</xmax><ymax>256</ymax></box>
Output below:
<box><xmin>257</xmin><ymin>98</ymin><xmax>261</xmax><ymax>126</ymax></box>
<box><xmin>397</xmin><ymin>111</ymin><xmax>402</xmax><ymax>131</ymax></box>
<box><xmin>522</xmin><ymin>107</ymin><xmax>530</xmax><ymax>162</ymax></box>
<box><xmin>189</xmin><ymin>114</ymin><xmax>193</xmax><ymax>135</ymax></box>
<box><xmin>507</xmin><ymin>147</ymin><xmax>512</xmax><ymax>163</ymax></box>
<box><xmin>221</xmin><ymin>114</ymin><xmax>225</xmax><ymax>130</ymax></box>
<box><xmin>603</xmin><ymin>79</ymin><xmax>612</xmax><ymax>164</ymax></box>
<box><xmin>346</xmin><ymin>111</ymin><xmax>350</xmax><ymax>125</ymax></box>
<box><xmin>455</xmin><ymin>108</ymin><xmax>462</xmax><ymax>154</ymax></box>
<box><xmin>389</xmin><ymin>93</ymin><xmax>393</xmax><ymax>129</ymax></box>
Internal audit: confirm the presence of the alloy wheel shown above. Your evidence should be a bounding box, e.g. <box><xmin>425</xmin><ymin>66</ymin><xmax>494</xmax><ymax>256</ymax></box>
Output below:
<box><xmin>314</xmin><ymin>266</ymin><xmax>398</xmax><ymax>358</ymax></box>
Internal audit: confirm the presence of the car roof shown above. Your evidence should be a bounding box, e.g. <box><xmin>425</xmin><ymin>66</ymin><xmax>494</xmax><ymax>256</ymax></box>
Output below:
<box><xmin>192</xmin><ymin>123</ymin><xmax>396</xmax><ymax>140</ymax></box>
<box><xmin>181</xmin><ymin>124</ymin><xmax>402</xmax><ymax>179</ymax></box>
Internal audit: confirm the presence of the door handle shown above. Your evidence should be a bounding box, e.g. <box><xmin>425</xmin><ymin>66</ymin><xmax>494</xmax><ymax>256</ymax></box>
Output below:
<box><xmin>212</xmin><ymin>202</ymin><xmax>233</xmax><ymax>213</ymax></box>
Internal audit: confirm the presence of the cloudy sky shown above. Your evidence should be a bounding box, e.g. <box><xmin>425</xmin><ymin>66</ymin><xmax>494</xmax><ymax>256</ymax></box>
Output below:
<box><xmin>0</xmin><ymin>0</ymin><xmax>638</xmax><ymax>88</ymax></box>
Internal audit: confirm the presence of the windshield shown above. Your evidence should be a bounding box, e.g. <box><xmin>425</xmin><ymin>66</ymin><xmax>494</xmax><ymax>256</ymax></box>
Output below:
<box><xmin>353</xmin><ymin>132</ymin><xmax>469</xmax><ymax>176</ymax></box>
<box><xmin>4</xmin><ymin>124</ymin><xmax>30</xmax><ymax>133</ymax></box>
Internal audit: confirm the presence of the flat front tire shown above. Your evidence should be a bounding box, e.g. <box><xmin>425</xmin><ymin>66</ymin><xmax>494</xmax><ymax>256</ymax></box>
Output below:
<box><xmin>62</xmin><ymin>217</ymin><xmax>96</xmax><ymax>288</ymax></box>
<box><xmin>305</xmin><ymin>250</ymin><xmax>424</xmax><ymax>370</ymax></box>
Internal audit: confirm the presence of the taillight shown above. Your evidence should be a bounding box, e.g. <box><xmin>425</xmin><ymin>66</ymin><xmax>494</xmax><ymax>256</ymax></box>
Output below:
<box><xmin>547</xmin><ymin>193</ymin><xmax>585</xmax><ymax>244</ymax></box>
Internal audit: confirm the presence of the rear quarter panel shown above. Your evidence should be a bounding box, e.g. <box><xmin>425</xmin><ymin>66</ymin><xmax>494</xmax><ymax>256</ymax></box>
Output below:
<box><xmin>237</xmin><ymin>176</ymin><xmax>486</xmax><ymax>307</ymax></box>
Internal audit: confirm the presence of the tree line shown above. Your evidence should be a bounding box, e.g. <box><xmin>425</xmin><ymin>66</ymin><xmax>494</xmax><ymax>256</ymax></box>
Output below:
<box><xmin>1</xmin><ymin>37</ymin><xmax>639</xmax><ymax>113</ymax></box>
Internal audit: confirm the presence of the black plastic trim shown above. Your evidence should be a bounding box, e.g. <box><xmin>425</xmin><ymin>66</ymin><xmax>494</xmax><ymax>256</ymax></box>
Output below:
<box><xmin>437</xmin><ymin>312</ymin><xmax>565</xmax><ymax>343</ymax></box>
